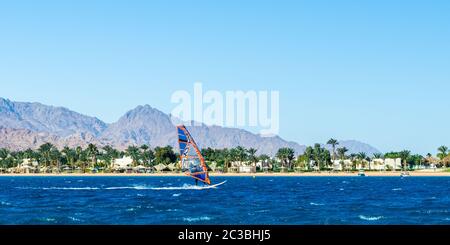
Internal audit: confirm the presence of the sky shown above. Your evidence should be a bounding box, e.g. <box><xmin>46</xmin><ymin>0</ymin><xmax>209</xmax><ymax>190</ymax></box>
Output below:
<box><xmin>0</xmin><ymin>0</ymin><xmax>449</xmax><ymax>154</ymax></box>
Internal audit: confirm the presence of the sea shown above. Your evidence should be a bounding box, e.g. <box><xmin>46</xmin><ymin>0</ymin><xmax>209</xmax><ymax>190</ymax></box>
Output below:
<box><xmin>0</xmin><ymin>176</ymin><xmax>449</xmax><ymax>225</ymax></box>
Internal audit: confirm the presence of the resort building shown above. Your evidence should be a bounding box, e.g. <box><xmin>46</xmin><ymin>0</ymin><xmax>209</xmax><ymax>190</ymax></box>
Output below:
<box><xmin>17</xmin><ymin>158</ymin><xmax>39</xmax><ymax>173</ymax></box>
<box><xmin>238</xmin><ymin>166</ymin><xmax>256</xmax><ymax>173</ymax></box>
<box><xmin>384</xmin><ymin>158</ymin><xmax>402</xmax><ymax>170</ymax></box>
<box><xmin>370</xmin><ymin>158</ymin><xmax>386</xmax><ymax>170</ymax></box>
<box><xmin>332</xmin><ymin>160</ymin><xmax>353</xmax><ymax>171</ymax></box>
<box><xmin>112</xmin><ymin>156</ymin><xmax>133</xmax><ymax>171</ymax></box>
<box><xmin>331</xmin><ymin>158</ymin><xmax>403</xmax><ymax>171</ymax></box>
<box><xmin>229</xmin><ymin>161</ymin><xmax>256</xmax><ymax>173</ymax></box>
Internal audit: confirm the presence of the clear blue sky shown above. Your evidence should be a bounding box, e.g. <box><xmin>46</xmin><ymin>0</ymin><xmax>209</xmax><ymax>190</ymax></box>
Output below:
<box><xmin>0</xmin><ymin>0</ymin><xmax>449</xmax><ymax>154</ymax></box>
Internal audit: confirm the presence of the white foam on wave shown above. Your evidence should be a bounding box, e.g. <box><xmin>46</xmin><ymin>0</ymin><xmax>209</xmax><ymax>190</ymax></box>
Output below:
<box><xmin>68</xmin><ymin>216</ymin><xmax>82</xmax><ymax>222</ymax></box>
<box><xmin>359</xmin><ymin>215</ymin><xmax>384</xmax><ymax>221</ymax></box>
<box><xmin>42</xmin><ymin>187</ymin><xmax>100</xmax><ymax>190</ymax></box>
<box><xmin>16</xmin><ymin>187</ymin><xmax>101</xmax><ymax>190</ymax></box>
<box><xmin>310</xmin><ymin>202</ymin><xmax>325</xmax><ymax>206</ymax></box>
<box><xmin>392</xmin><ymin>188</ymin><xmax>402</xmax><ymax>191</ymax></box>
<box><xmin>183</xmin><ymin>216</ymin><xmax>212</xmax><ymax>222</ymax></box>
<box><xmin>151</xmin><ymin>184</ymin><xmax>218</xmax><ymax>190</ymax></box>
<box><xmin>172</xmin><ymin>193</ymin><xmax>182</xmax><ymax>197</ymax></box>
<box><xmin>1</xmin><ymin>201</ymin><xmax>11</xmax><ymax>206</ymax></box>
<box><xmin>40</xmin><ymin>217</ymin><xmax>56</xmax><ymax>222</ymax></box>
<box><xmin>105</xmin><ymin>185</ymin><xmax>150</xmax><ymax>190</ymax></box>
<box><xmin>15</xmin><ymin>182</ymin><xmax>223</xmax><ymax>191</ymax></box>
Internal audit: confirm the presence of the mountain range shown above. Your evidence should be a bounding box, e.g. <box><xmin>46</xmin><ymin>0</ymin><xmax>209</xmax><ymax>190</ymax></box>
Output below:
<box><xmin>0</xmin><ymin>98</ymin><xmax>381</xmax><ymax>156</ymax></box>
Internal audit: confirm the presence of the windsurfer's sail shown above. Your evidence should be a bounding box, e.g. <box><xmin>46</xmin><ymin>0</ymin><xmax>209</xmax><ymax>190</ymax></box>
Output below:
<box><xmin>177</xmin><ymin>125</ymin><xmax>211</xmax><ymax>185</ymax></box>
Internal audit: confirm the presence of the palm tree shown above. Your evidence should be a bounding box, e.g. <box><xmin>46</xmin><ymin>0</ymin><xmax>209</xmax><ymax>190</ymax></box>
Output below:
<box><xmin>221</xmin><ymin>149</ymin><xmax>232</xmax><ymax>173</ymax></box>
<box><xmin>0</xmin><ymin>148</ymin><xmax>9</xmax><ymax>160</ymax></box>
<box><xmin>258</xmin><ymin>154</ymin><xmax>271</xmax><ymax>171</ymax></box>
<box><xmin>75</xmin><ymin>146</ymin><xmax>86</xmax><ymax>172</ymax></box>
<box><xmin>154</xmin><ymin>146</ymin><xmax>177</xmax><ymax>165</ymax></box>
<box><xmin>304</xmin><ymin>146</ymin><xmax>314</xmax><ymax>170</ymax></box>
<box><xmin>276</xmin><ymin>148</ymin><xmax>295</xmax><ymax>170</ymax></box>
<box><xmin>399</xmin><ymin>150</ymin><xmax>411</xmax><ymax>171</ymax></box>
<box><xmin>313</xmin><ymin>144</ymin><xmax>324</xmax><ymax>171</ymax></box>
<box><xmin>102</xmin><ymin>145</ymin><xmax>120</xmax><ymax>170</ymax></box>
<box><xmin>337</xmin><ymin>147</ymin><xmax>348</xmax><ymax>160</ymax></box>
<box><xmin>126</xmin><ymin>146</ymin><xmax>141</xmax><ymax>166</ymax></box>
<box><xmin>357</xmin><ymin>152</ymin><xmax>367</xmax><ymax>170</ymax></box>
<box><xmin>437</xmin><ymin>146</ymin><xmax>448</xmax><ymax>160</ymax></box>
<box><xmin>140</xmin><ymin>144</ymin><xmax>154</xmax><ymax>167</ymax></box>
<box><xmin>62</xmin><ymin>146</ymin><xmax>76</xmax><ymax>169</ymax></box>
<box><xmin>337</xmin><ymin>147</ymin><xmax>349</xmax><ymax>171</ymax></box>
<box><xmin>235</xmin><ymin>146</ymin><xmax>248</xmax><ymax>163</ymax></box>
<box><xmin>327</xmin><ymin>138</ymin><xmax>339</xmax><ymax>161</ymax></box>
<box><xmin>247</xmin><ymin>148</ymin><xmax>258</xmax><ymax>172</ymax></box>
<box><xmin>86</xmin><ymin>143</ymin><xmax>99</xmax><ymax>170</ymax></box>
<box><xmin>38</xmin><ymin>143</ymin><xmax>55</xmax><ymax>168</ymax></box>
<box><xmin>50</xmin><ymin>148</ymin><xmax>61</xmax><ymax>172</ymax></box>
<box><xmin>373</xmin><ymin>153</ymin><xmax>383</xmax><ymax>159</ymax></box>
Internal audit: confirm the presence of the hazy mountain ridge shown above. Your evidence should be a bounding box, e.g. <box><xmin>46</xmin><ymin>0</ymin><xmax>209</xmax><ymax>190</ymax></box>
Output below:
<box><xmin>0</xmin><ymin>98</ymin><xmax>107</xmax><ymax>137</ymax></box>
<box><xmin>0</xmin><ymin>98</ymin><xmax>380</xmax><ymax>156</ymax></box>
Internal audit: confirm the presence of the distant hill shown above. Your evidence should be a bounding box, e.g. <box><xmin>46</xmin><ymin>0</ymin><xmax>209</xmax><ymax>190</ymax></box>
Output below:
<box><xmin>99</xmin><ymin>105</ymin><xmax>307</xmax><ymax>156</ymax></box>
<box><xmin>0</xmin><ymin>98</ymin><xmax>381</xmax><ymax>156</ymax></box>
<box><xmin>0</xmin><ymin>98</ymin><xmax>107</xmax><ymax>137</ymax></box>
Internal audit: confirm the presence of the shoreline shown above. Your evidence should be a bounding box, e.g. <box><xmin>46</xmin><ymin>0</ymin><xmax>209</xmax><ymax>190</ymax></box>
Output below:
<box><xmin>0</xmin><ymin>171</ymin><xmax>449</xmax><ymax>177</ymax></box>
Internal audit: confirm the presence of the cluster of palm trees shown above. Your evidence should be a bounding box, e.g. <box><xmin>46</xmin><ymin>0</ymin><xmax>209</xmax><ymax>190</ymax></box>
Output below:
<box><xmin>0</xmin><ymin>143</ymin><xmax>177</xmax><ymax>173</ymax></box>
<box><xmin>201</xmin><ymin>146</ymin><xmax>270</xmax><ymax>172</ymax></box>
<box><xmin>0</xmin><ymin>141</ymin><xmax>449</xmax><ymax>173</ymax></box>
<box><xmin>297</xmin><ymin>140</ymin><xmax>450</xmax><ymax>171</ymax></box>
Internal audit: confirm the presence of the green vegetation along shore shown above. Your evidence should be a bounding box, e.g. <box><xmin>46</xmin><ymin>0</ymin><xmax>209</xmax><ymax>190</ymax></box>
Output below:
<box><xmin>1</xmin><ymin>139</ymin><xmax>449</xmax><ymax>175</ymax></box>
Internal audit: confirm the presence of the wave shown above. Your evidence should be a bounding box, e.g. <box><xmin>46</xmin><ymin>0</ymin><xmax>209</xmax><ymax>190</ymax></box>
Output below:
<box><xmin>359</xmin><ymin>215</ymin><xmax>384</xmax><ymax>221</ymax></box>
<box><xmin>42</xmin><ymin>187</ymin><xmax>100</xmax><ymax>190</ymax></box>
<box><xmin>16</xmin><ymin>187</ymin><xmax>101</xmax><ymax>190</ymax></box>
<box><xmin>183</xmin><ymin>216</ymin><xmax>212</xmax><ymax>222</ymax></box>
<box><xmin>172</xmin><ymin>193</ymin><xmax>182</xmax><ymax>197</ymax></box>
<box><xmin>105</xmin><ymin>185</ymin><xmax>151</xmax><ymax>190</ymax></box>
<box><xmin>16</xmin><ymin>183</ymin><xmax>218</xmax><ymax>191</ymax></box>
<box><xmin>1</xmin><ymin>201</ymin><xmax>11</xmax><ymax>206</ymax></box>
<box><xmin>392</xmin><ymin>188</ymin><xmax>402</xmax><ymax>191</ymax></box>
<box><xmin>68</xmin><ymin>216</ymin><xmax>82</xmax><ymax>222</ymax></box>
<box><xmin>150</xmin><ymin>184</ymin><xmax>218</xmax><ymax>190</ymax></box>
<box><xmin>310</xmin><ymin>202</ymin><xmax>325</xmax><ymax>206</ymax></box>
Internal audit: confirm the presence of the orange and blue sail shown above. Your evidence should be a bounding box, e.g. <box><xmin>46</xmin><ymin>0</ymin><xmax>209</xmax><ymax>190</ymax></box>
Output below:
<box><xmin>177</xmin><ymin>125</ymin><xmax>211</xmax><ymax>185</ymax></box>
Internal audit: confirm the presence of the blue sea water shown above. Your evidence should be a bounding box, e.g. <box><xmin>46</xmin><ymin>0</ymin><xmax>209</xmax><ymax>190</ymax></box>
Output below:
<box><xmin>0</xmin><ymin>176</ymin><xmax>449</xmax><ymax>225</ymax></box>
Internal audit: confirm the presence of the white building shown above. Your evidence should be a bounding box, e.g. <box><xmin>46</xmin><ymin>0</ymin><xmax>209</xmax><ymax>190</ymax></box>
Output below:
<box><xmin>384</xmin><ymin>158</ymin><xmax>402</xmax><ymax>170</ymax></box>
<box><xmin>370</xmin><ymin>158</ymin><xmax>385</xmax><ymax>170</ymax></box>
<box><xmin>112</xmin><ymin>156</ymin><xmax>133</xmax><ymax>170</ymax></box>
<box><xmin>332</xmin><ymin>160</ymin><xmax>353</xmax><ymax>171</ymax></box>
<box><xmin>17</xmin><ymin>158</ymin><xmax>38</xmax><ymax>173</ymax></box>
<box><xmin>239</xmin><ymin>166</ymin><xmax>256</xmax><ymax>173</ymax></box>
<box><xmin>20</xmin><ymin>158</ymin><xmax>39</xmax><ymax>168</ymax></box>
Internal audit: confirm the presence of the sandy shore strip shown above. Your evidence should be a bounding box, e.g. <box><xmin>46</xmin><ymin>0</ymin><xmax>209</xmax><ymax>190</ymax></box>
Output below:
<box><xmin>0</xmin><ymin>171</ymin><xmax>449</xmax><ymax>177</ymax></box>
